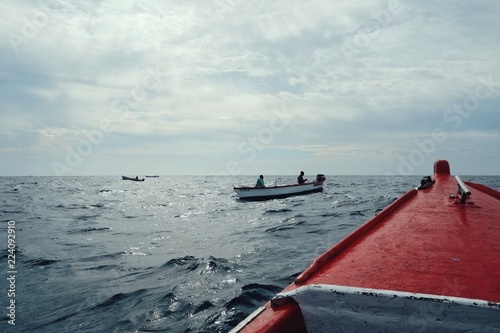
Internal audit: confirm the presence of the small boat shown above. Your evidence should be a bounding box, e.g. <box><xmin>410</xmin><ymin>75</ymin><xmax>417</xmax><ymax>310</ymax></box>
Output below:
<box><xmin>145</xmin><ymin>175</ymin><xmax>159</xmax><ymax>178</ymax></box>
<box><xmin>230</xmin><ymin>160</ymin><xmax>500</xmax><ymax>332</ymax></box>
<box><xmin>234</xmin><ymin>174</ymin><xmax>326</xmax><ymax>201</ymax></box>
<box><xmin>121</xmin><ymin>176</ymin><xmax>144</xmax><ymax>181</ymax></box>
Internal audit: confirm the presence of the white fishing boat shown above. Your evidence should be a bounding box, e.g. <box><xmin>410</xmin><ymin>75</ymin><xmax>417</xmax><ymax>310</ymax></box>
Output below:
<box><xmin>234</xmin><ymin>175</ymin><xmax>325</xmax><ymax>201</ymax></box>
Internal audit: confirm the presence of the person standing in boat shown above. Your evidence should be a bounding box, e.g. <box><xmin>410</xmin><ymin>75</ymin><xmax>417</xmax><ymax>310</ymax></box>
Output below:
<box><xmin>297</xmin><ymin>171</ymin><xmax>307</xmax><ymax>184</ymax></box>
<box><xmin>255</xmin><ymin>175</ymin><xmax>265</xmax><ymax>188</ymax></box>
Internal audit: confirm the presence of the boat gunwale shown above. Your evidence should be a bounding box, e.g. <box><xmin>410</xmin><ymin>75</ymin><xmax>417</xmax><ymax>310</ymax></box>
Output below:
<box><xmin>272</xmin><ymin>284</ymin><xmax>500</xmax><ymax>310</ymax></box>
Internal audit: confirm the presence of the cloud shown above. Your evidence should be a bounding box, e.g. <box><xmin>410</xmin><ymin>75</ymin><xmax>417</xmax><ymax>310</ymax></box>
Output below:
<box><xmin>1</xmin><ymin>0</ymin><xmax>499</xmax><ymax>175</ymax></box>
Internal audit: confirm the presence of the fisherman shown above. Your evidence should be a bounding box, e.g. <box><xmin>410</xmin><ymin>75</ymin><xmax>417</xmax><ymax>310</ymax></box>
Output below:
<box><xmin>255</xmin><ymin>175</ymin><xmax>265</xmax><ymax>188</ymax></box>
<box><xmin>297</xmin><ymin>171</ymin><xmax>307</xmax><ymax>184</ymax></box>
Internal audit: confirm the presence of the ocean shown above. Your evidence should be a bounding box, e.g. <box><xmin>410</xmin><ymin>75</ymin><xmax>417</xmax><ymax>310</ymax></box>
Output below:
<box><xmin>1</xmin><ymin>174</ymin><xmax>499</xmax><ymax>332</ymax></box>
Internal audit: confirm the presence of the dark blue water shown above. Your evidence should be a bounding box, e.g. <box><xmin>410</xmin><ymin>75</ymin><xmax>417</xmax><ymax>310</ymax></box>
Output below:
<box><xmin>1</xmin><ymin>175</ymin><xmax>499</xmax><ymax>332</ymax></box>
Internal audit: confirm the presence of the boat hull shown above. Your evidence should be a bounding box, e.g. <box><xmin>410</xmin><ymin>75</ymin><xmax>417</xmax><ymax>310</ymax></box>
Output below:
<box><xmin>121</xmin><ymin>176</ymin><xmax>144</xmax><ymax>181</ymax></box>
<box><xmin>230</xmin><ymin>160</ymin><xmax>500</xmax><ymax>332</ymax></box>
<box><xmin>233</xmin><ymin>182</ymin><xmax>323</xmax><ymax>201</ymax></box>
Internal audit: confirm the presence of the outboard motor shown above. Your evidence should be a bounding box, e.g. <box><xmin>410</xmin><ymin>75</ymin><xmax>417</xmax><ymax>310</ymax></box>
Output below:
<box><xmin>316</xmin><ymin>174</ymin><xmax>326</xmax><ymax>182</ymax></box>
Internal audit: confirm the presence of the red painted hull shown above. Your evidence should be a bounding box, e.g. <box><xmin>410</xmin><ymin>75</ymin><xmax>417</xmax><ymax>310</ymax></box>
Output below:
<box><xmin>231</xmin><ymin>160</ymin><xmax>500</xmax><ymax>332</ymax></box>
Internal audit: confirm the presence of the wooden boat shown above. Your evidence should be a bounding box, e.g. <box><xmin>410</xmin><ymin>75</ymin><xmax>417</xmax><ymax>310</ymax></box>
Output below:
<box><xmin>234</xmin><ymin>174</ymin><xmax>326</xmax><ymax>201</ymax></box>
<box><xmin>230</xmin><ymin>160</ymin><xmax>500</xmax><ymax>332</ymax></box>
<box><xmin>121</xmin><ymin>176</ymin><xmax>144</xmax><ymax>181</ymax></box>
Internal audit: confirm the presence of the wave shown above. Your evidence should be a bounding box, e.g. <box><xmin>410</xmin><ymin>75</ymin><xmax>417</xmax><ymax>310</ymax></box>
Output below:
<box><xmin>33</xmin><ymin>289</ymin><xmax>152</xmax><ymax>332</ymax></box>
<box><xmin>89</xmin><ymin>203</ymin><xmax>106</xmax><ymax>208</ymax></box>
<box><xmin>54</xmin><ymin>203</ymin><xmax>91</xmax><ymax>210</ymax></box>
<box><xmin>85</xmin><ymin>264</ymin><xmax>121</xmax><ymax>271</ymax></box>
<box><xmin>265</xmin><ymin>223</ymin><xmax>300</xmax><ymax>233</ymax></box>
<box><xmin>201</xmin><ymin>283</ymin><xmax>282</xmax><ymax>332</ymax></box>
<box><xmin>69</xmin><ymin>227</ymin><xmax>111</xmax><ymax>234</ymax></box>
<box><xmin>80</xmin><ymin>252</ymin><xmax>124</xmax><ymax>262</ymax></box>
<box><xmin>226</xmin><ymin>283</ymin><xmax>281</xmax><ymax>307</ymax></box>
<box><xmin>24</xmin><ymin>258</ymin><xmax>59</xmax><ymax>267</ymax></box>
<box><xmin>2</xmin><ymin>209</ymin><xmax>25</xmax><ymax>214</ymax></box>
<box><xmin>162</xmin><ymin>255</ymin><xmax>200</xmax><ymax>272</ymax></box>
<box><xmin>161</xmin><ymin>255</ymin><xmax>233</xmax><ymax>275</ymax></box>
<box><xmin>91</xmin><ymin>289</ymin><xmax>149</xmax><ymax>311</ymax></box>
<box><xmin>264</xmin><ymin>208</ymin><xmax>293</xmax><ymax>214</ymax></box>
<box><xmin>74</xmin><ymin>214</ymin><xmax>100</xmax><ymax>222</ymax></box>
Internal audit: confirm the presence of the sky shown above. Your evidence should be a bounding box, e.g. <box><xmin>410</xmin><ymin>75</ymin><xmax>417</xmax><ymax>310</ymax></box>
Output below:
<box><xmin>1</xmin><ymin>0</ymin><xmax>499</xmax><ymax>176</ymax></box>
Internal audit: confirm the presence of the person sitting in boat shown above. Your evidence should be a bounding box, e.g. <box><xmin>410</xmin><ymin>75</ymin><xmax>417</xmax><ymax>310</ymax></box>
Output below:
<box><xmin>255</xmin><ymin>175</ymin><xmax>265</xmax><ymax>188</ymax></box>
<box><xmin>297</xmin><ymin>171</ymin><xmax>307</xmax><ymax>184</ymax></box>
<box><xmin>135</xmin><ymin>176</ymin><xmax>138</xmax><ymax>180</ymax></box>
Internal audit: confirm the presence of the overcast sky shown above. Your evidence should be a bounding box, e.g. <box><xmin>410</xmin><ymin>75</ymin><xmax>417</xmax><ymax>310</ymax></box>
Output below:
<box><xmin>1</xmin><ymin>0</ymin><xmax>499</xmax><ymax>176</ymax></box>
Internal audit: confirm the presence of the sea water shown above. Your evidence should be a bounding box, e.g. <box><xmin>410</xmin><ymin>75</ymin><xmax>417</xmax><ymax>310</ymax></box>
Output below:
<box><xmin>1</xmin><ymin>175</ymin><xmax>499</xmax><ymax>332</ymax></box>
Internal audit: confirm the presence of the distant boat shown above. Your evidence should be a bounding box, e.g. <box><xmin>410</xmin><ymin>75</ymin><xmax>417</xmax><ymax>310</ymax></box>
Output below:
<box><xmin>122</xmin><ymin>176</ymin><xmax>144</xmax><ymax>181</ymax></box>
<box><xmin>145</xmin><ymin>175</ymin><xmax>159</xmax><ymax>178</ymax></box>
<box><xmin>233</xmin><ymin>174</ymin><xmax>325</xmax><ymax>201</ymax></box>
<box><xmin>230</xmin><ymin>160</ymin><xmax>500</xmax><ymax>332</ymax></box>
